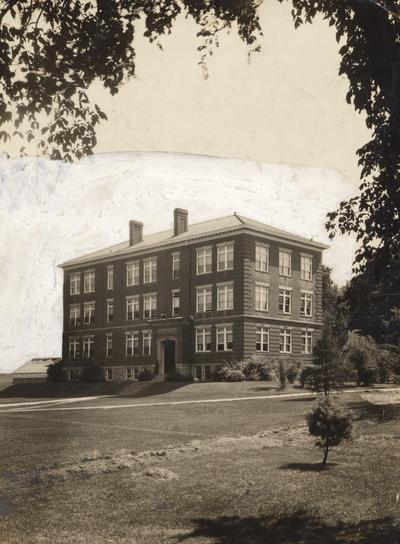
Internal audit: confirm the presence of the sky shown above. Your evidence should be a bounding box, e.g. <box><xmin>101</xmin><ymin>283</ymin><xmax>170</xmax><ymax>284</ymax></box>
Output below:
<box><xmin>0</xmin><ymin>2</ymin><xmax>369</xmax><ymax>371</ymax></box>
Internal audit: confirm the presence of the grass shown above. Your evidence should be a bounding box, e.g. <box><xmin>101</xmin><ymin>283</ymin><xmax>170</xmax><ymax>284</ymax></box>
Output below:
<box><xmin>0</xmin><ymin>384</ymin><xmax>399</xmax><ymax>543</ymax></box>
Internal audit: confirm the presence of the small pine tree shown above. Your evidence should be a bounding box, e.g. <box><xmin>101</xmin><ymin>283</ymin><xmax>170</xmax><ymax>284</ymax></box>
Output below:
<box><xmin>312</xmin><ymin>325</ymin><xmax>346</xmax><ymax>394</ymax></box>
<box><xmin>307</xmin><ymin>396</ymin><xmax>352</xmax><ymax>466</ymax></box>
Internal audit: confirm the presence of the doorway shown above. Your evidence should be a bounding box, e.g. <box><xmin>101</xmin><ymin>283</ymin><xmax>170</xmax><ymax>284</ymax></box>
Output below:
<box><xmin>163</xmin><ymin>340</ymin><xmax>176</xmax><ymax>374</ymax></box>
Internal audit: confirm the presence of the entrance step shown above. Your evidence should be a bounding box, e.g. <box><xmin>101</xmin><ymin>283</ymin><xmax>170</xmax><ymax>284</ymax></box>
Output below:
<box><xmin>151</xmin><ymin>374</ymin><xmax>165</xmax><ymax>382</ymax></box>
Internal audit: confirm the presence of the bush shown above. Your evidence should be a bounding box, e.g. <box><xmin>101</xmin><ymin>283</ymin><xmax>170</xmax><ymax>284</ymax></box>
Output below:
<box><xmin>286</xmin><ymin>360</ymin><xmax>299</xmax><ymax>384</ymax></box>
<box><xmin>47</xmin><ymin>360</ymin><xmax>65</xmax><ymax>382</ymax></box>
<box><xmin>79</xmin><ymin>366</ymin><xmax>105</xmax><ymax>382</ymax></box>
<box><xmin>165</xmin><ymin>370</ymin><xmax>193</xmax><ymax>383</ymax></box>
<box><xmin>138</xmin><ymin>368</ymin><xmax>154</xmax><ymax>381</ymax></box>
<box><xmin>299</xmin><ymin>366</ymin><xmax>315</xmax><ymax>388</ymax></box>
<box><xmin>240</xmin><ymin>359</ymin><xmax>273</xmax><ymax>381</ymax></box>
<box><xmin>345</xmin><ymin>332</ymin><xmax>379</xmax><ymax>386</ymax></box>
<box><xmin>307</xmin><ymin>395</ymin><xmax>353</xmax><ymax>466</ymax></box>
<box><xmin>217</xmin><ymin>364</ymin><xmax>246</xmax><ymax>382</ymax></box>
<box><xmin>279</xmin><ymin>360</ymin><xmax>287</xmax><ymax>389</ymax></box>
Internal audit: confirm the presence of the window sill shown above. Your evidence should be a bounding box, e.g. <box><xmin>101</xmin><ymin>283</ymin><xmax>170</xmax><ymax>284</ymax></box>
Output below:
<box><xmin>278</xmin><ymin>273</ymin><xmax>292</xmax><ymax>278</ymax></box>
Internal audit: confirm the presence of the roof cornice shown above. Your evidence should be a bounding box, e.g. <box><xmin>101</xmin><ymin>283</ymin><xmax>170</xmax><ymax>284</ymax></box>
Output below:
<box><xmin>59</xmin><ymin>225</ymin><xmax>328</xmax><ymax>270</ymax></box>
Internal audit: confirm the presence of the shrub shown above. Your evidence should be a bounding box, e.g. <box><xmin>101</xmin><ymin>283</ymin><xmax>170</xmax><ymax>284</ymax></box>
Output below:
<box><xmin>47</xmin><ymin>360</ymin><xmax>65</xmax><ymax>382</ymax></box>
<box><xmin>217</xmin><ymin>364</ymin><xmax>245</xmax><ymax>382</ymax></box>
<box><xmin>299</xmin><ymin>366</ymin><xmax>315</xmax><ymax>388</ymax></box>
<box><xmin>240</xmin><ymin>359</ymin><xmax>273</xmax><ymax>381</ymax></box>
<box><xmin>165</xmin><ymin>370</ymin><xmax>193</xmax><ymax>383</ymax></box>
<box><xmin>279</xmin><ymin>360</ymin><xmax>287</xmax><ymax>389</ymax></box>
<box><xmin>138</xmin><ymin>368</ymin><xmax>154</xmax><ymax>381</ymax></box>
<box><xmin>307</xmin><ymin>395</ymin><xmax>353</xmax><ymax>466</ymax></box>
<box><xmin>79</xmin><ymin>365</ymin><xmax>105</xmax><ymax>383</ymax></box>
<box><xmin>345</xmin><ymin>332</ymin><xmax>379</xmax><ymax>386</ymax></box>
<box><xmin>286</xmin><ymin>360</ymin><xmax>299</xmax><ymax>384</ymax></box>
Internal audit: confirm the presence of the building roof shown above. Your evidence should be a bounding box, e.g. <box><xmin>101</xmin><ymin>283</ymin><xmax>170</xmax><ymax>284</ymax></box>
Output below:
<box><xmin>12</xmin><ymin>358</ymin><xmax>61</xmax><ymax>376</ymax></box>
<box><xmin>59</xmin><ymin>213</ymin><xmax>328</xmax><ymax>268</ymax></box>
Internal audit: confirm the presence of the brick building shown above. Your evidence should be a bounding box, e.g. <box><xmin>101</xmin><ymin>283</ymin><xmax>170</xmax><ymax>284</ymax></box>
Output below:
<box><xmin>60</xmin><ymin>209</ymin><xmax>328</xmax><ymax>381</ymax></box>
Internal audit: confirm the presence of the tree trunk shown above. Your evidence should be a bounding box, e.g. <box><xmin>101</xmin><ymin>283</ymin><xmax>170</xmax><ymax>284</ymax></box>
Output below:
<box><xmin>322</xmin><ymin>439</ymin><xmax>329</xmax><ymax>466</ymax></box>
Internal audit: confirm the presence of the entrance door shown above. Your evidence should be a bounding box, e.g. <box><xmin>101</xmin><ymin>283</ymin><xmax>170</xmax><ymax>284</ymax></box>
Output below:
<box><xmin>163</xmin><ymin>340</ymin><xmax>176</xmax><ymax>374</ymax></box>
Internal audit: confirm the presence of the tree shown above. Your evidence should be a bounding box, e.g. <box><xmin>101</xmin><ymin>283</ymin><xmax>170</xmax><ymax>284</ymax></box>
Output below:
<box><xmin>307</xmin><ymin>395</ymin><xmax>352</xmax><ymax>466</ymax></box>
<box><xmin>345</xmin><ymin>331</ymin><xmax>379</xmax><ymax>386</ymax></box>
<box><xmin>47</xmin><ymin>359</ymin><xmax>65</xmax><ymax>382</ymax></box>
<box><xmin>311</xmin><ymin>267</ymin><xmax>348</xmax><ymax>393</ymax></box>
<box><xmin>278</xmin><ymin>360</ymin><xmax>287</xmax><ymax>389</ymax></box>
<box><xmin>1</xmin><ymin>1</ymin><xmax>399</xmax><ymax>271</ymax></box>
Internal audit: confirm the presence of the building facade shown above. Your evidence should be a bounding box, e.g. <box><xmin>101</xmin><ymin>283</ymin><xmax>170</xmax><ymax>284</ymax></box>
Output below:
<box><xmin>60</xmin><ymin>209</ymin><xmax>327</xmax><ymax>381</ymax></box>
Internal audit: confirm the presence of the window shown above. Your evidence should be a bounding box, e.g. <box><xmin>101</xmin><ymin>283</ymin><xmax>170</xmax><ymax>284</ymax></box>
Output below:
<box><xmin>302</xmin><ymin>331</ymin><xmax>313</xmax><ymax>354</ymax></box>
<box><xmin>301</xmin><ymin>292</ymin><xmax>313</xmax><ymax>317</ymax></box>
<box><xmin>126</xmin><ymin>261</ymin><xmax>139</xmax><ymax>286</ymax></box>
<box><xmin>301</xmin><ymin>255</ymin><xmax>313</xmax><ymax>281</ymax></box>
<box><xmin>196</xmin><ymin>246</ymin><xmax>212</xmax><ymax>274</ymax></box>
<box><xmin>255</xmin><ymin>283</ymin><xmax>269</xmax><ymax>312</ymax></box>
<box><xmin>143</xmin><ymin>330</ymin><xmax>152</xmax><ymax>355</ymax></box>
<box><xmin>196</xmin><ymin>286</ymin><xmax>212</xmax><ymax>313</ymax></box>
<box><xmin>196</xmin><ymin>327</ymin><xmax>211</xmax><ymax>352</ymax></box>
<box><xmin>217</xmin><ymin>242</ymin><xmax>234</xmax><ymax>271</ymax></box>
<box><xmin>143</xmin><ymin>294</ymin><xmax>157</xmax><ymax>319</ymax></box>
<box><xmin>105</xmin><ymin>368</ymin><xmax>113</xmax><ymax>381</ymax></box>
<box><xmin>69</xmin><ymin>304</ymin><xmax>80</xmax><ymax>326</ymax></box>
<box><xmin>255</xmin><ymin>243</ymin><xmax>269</xmax><ymax>272</ymax></box>
<box><xmin>217</xmin><ymin>283</ymin><xmax>233</xmax><ymax>311</ymax></box>
<box><xmin>70</xmin><ymin>272</ymin><xmax>81</xmax><ymax>295</ymax></box>
<box><xmin>126</xmin><ymin>295</ymin><xmax>139</xmax><ymax>321</ymax></box>
<box><xmin>172</xmin><ymin>290</ymin><xmax>180</xmax><ymax>316</ymax></box>
<box><xmin>279</xmin><ymin>329</ymin><xmax>292</xmax><ymax>353</ymax></box>
<box><xmin>106</xmin><ymin>334</ymin><xmax>112</xmax><ymax>357</ymax></box>
<box><xmin>279</xmin><ymin>288</ymin><xmax>292</xmax><ymax>314</ymax></box>
<box><xmin>82</xmin><ymin>336</ymin><xmax>94</xmax><ymax>358</ymax></box>
<box><xmin>256</xmin><ymin>327</ymin><xmax>269</xmax><ymax>352</ymax></box>
<box><xmin>172</xmin><ymin>252</ymin><xmax>180</xmax><ymax>280</ymax></box>
<box><xmin>279</xmin><ymin>250</ymin><xmax>292</xmax><ymax>276</ymax></box>
<box><xmin>126</xmin><ymin>331</ymin><xmax>139</xmax><ymax>356</ymax></box>
<box><xmin>106</xmin><ymin>299</ymin><xmax>114</xmax><ymax>323</ymax></box>
<box><xmin>68</xmin><ymin>338</ymin><xmax>80</xmax><ymax>359</ymax></box>
<box><xmin>84</xmin><ymin>270</ymin><xmax>95</xmax><ymax>293</ymax></box>
<box><xmin>126</xmin><ymin>368</ymin><xmax>134</xmax><ymax>381</ymax></box>
<box><xmin>107</xmin><ymin>265</ymin><xmax>114</xmax><ymax>290</ymax></box>
<box><xmin>216</xmin><ymin>325</ymin><xmax>233</xmax><ymax>351</ymax></box>
<box><xmin>143</xmin><ymin>258</ymin><xmax>157</xmax><ymax>283</ymax></box>
<box><xmin>83</xmin><ymin>301</ymin><xmax>95</xmax><ymax>325</ymax></box>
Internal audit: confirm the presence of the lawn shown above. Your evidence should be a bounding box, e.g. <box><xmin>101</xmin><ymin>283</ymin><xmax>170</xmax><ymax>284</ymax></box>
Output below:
<box><xmin>0</xmin><ymin>383</ymin><xmax>399</xmax><ymax>543</ymax></box>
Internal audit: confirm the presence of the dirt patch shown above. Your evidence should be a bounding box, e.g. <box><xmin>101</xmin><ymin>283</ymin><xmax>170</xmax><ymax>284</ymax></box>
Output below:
<box><xmin>11</xmin><ymin>422</ymin><xmax>397</xmax><ymax>487</ymax></box>
<box><xmin>141</xmin><ymin>468</ymin><xmax>178</xmax><ymax>480</ymax></box>
<box><xmin>361</xmin><ymin>391</ymin><xmax>400</xmax><ymax>405</ymax></box>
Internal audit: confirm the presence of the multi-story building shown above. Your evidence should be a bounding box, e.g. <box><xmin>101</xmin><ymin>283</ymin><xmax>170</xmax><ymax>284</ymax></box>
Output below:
<box><xmin>60</xmin><ymin>209</ymin><xmax>328</xmax><ymax>381</ymax></box>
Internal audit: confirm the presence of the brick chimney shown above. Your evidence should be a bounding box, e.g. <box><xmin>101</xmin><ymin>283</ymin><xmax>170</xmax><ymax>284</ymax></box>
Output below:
<box><xmin>174</xmin><ymin>208</ymin><xmax>188</xmax><ymax>236</ymax></box>
<box><xmin>129</xmin><ymin>220</ymin><xmax>143</xmax><ymax>246</ymax></box>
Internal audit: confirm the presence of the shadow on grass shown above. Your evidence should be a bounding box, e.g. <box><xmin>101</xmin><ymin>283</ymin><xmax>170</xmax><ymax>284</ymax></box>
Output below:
<box><xmin>347</xmin><ymin>399</ymin><xmax>400</xmax><ymax>422</ymax></box>
<box><xmin>280</xmin><ymin>462</ymin><xmax>338</xmax><ymax>472</ymax></box>
<box><xmin>0</xmin><ymin>381</ymin><xmax>189</xmax><ymax>399</ymax></box>
<box><xmin>177</xmin><ymin>512</ymin><xmax>400</xmax><ymax>544</ymax></box>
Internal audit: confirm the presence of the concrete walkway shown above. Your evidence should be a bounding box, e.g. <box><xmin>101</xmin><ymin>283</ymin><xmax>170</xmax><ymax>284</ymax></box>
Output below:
<box><xmin>1</xmin><ymin>387</ymin><xmax>398</xmax><ymax>414</ymax></box>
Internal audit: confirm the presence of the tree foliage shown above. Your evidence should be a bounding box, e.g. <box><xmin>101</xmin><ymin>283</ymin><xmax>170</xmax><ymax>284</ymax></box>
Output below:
<box><xmin>307</xmin><ymin>395</ymin><xmax>352</xmax><ymax>466</ymax></box>
<box><xmin>311</xmin><ymin>266</ymin><xmax>349</xmax><ymax>393</ymax></box>
<box><xmin>1</xmin><ymin>0</ymin><xmax>399</xmax><ymax>271</ymax></box>
<box><xmin>344</xmin><ymin>263</ymin><xmax>400</xmax><ymax>345</ymax></box>
<box><xmin>345</xmin><ymin>331</ymin><xmax>379</xmax><ymax>386</ymax></box>
<box><xmin>0</xmin><ymin>0</ymin><xmax>261</xmax><ymax>161</ymax></box>
<box><xmin>46</xmin><ymin>359</ymin><xmax>65</xmax><ymax>382</ymax></box>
